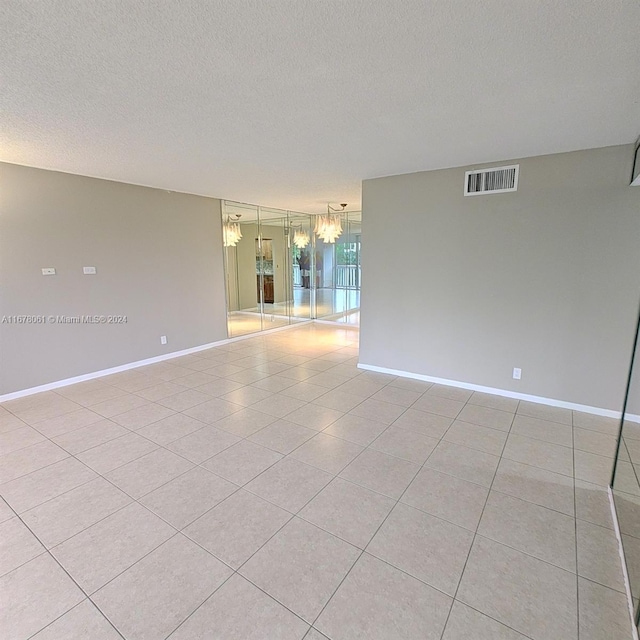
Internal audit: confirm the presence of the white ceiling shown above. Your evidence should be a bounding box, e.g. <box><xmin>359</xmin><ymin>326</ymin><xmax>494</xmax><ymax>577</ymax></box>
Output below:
<box><xmin>2</xmin><ymin>1</ymin><xmax>639</xmax><ymax>213</ymax></box>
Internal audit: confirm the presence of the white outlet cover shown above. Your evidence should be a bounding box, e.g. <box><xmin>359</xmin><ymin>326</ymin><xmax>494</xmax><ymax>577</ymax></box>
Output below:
<box><xmin>41</xmin><ymin>268</ymin><xmax>56</xmax><ymax>275</ymax></box>
<box><xmin>160</xmin><ymin>336</ymin><xmax>167</xmax><ymax>345</ymax></box>
<box><xmin>513</xmin><ymin>367</ymin><xmax>522</xmax><ymax>380</ymax></box>
<box><xmin>83</xmin><ymin>266</ymin><xmax>97</xmax><ymax>275</ymax></box>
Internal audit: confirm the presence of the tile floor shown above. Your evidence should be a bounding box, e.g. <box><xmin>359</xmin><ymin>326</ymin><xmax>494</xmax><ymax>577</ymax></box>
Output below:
<box><xmin>0</xmin><ymin>323</ymin><xmax>633</xmax><ymax>639</ymax></box>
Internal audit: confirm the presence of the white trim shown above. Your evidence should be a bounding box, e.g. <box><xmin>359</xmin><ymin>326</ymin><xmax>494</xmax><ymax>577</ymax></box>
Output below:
<box><xmin>0</xmin><ymin>321</ymin><xmax>305</xmax><ymax>403</ymax></box>
<box><xmin>357</xmin><ymin>362</ymin><xmax>640</xmax><ymax>422</ymax></box>
<box><xmin>608</xmin><ymin>487</ymin><xmax>640</xmax><ymax>640</ymax></box>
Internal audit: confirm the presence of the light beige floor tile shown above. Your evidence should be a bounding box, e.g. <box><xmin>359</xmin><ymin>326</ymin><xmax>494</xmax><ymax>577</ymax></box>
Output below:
<box><xmin>0</xmin><ymin>554</ymin><xmax>85</xmax><ymax>640</ymax></box>
<box><xmin>110</xmin><ymin>402</ymin><xmax>175</xmax><ymax>429</ymax></box>
<box><xmin>136</xmin><ymin>381</ymin><xmax>190</xmax><ymax>402</ymax></box>
<box><xmin>52</xmin><ymin>419</ymin><xmax>128</xmax><ymax>454</ymax></box>
<box><xmin>456</xmin><ymin>404</ymin><xmax>514</xmax><ymax>432</ymax></box>
<box><xmin>492</xmin><ymin>457</ymin><xmax>574</xmax><ymax>516</ymax></box>
<box><xmin>315</xmin><ymin>552</ymin><xmax>451</xmax><ymax>640</ymax></box>
<box><xmin>280</xmin><ymin>382</ymin><xmax>331</xmax><ymax>402</ymax></box>
<box><xmin>249</xmin><ymin>420</ymin><xmax>317</xmax><ymax>454</ymax></box>
<box><xmin>245</xmin><ymin>458</ymin><xmax>332</xmax><ymax>513</ymax></box>
<box><xmin>183</xmin><ymin>397</ymin><xmax>243</xmax><ymax>423</ymax></box>
<box><xmin>574</xmin><ymin>450</ymin><xmax>614</xmax><ymax>486</ymax></box>
<box><xmin>168</xmin><ymin>573</ymin><xmax>309</xmax><ymax>640</ymax></box>
<box><xmin>204</xmin><ymin>440</ymin><xmax>283</xmax><ymax>486</ymax></box>
<box><xmin>576</xmin><ymin>480</ymin><xmax>614</xmax><ymax>529</ymax></box>
<box><xmin>576</xmin><ymin>519</ymin><xmax>626</xmax><ymax>592</ymax></box>
<box><xmin>250</xmin><ymin>375</ymin><xmax>298</xmax><ymax>393</ymax></box>
<box><xmin>167</xmin><ymin>425</ymin><xmax>240</xmax><ymax>463</ymax></box>
<box><xmin>250</xmin><ymin>394</ymin><xmax>307</xmax><ymax>418</ymax></box>
<box><xmin>0</xmin><ymin>425</ymin><xmax>45</xmax><ymax>455</ymax></box>
<box><xmin>0</xmin><ymin>440</ymin><xmax>69</xmax><ymax>484</ymax></box>
<box><xmin>136</xmin><ymin>413</ymin><xmax>208</xmax><ymax>443</ymax></box>
<box><xmin>89</xmin><ymin>393</ymin><xmax>149</xmax><ymax>418</ymax></box>
<box><xmin>289</xmin><ymin>433</ymin><xmax>364</xmax><ymax>474</ymax></box>
<box><xmin>574</xmin><ymin>427</ymin><xmax>617</xmax><ymax>457</ymax></box>
<box><xmin>503</xmin><ymin>434</ymin><xmax>573</xmax><ymax>477</ymax></box>
<box><xmin>0</xmin><ymin>498</ymin><xmax>13</xmax><ymax>523</ymax></box>
<box><xmin>213</xmin><ymin>407</ymin><xmax>276</xmax><ymax>437</ymax></box>
<box><xmin>77</xmin><ymin>432</ymin><xmax>158</xmax><ymax>473</ymax></box>
<box><xmin>340</xmin><ymin>448</ymin><xmax>419</xmax><ymax>499</ymax></box>
<box><xmin>21</xmin><ymin>477</ymin><xmax>131</xmax><ymax>548</ymax></box>
<box><xmin>240</xmin><ymin>518</ymin><xmax>359</xmax><ymax>623</ymax></box>
<box><xmin>299</xmin><ymin>477</ymin><xmax>395</xmax><ymax>548</ymax></box>
<box><xmin>66</xmin><ymin>387</ymin><xmax>128</xmax><ymax>407</ymax></box>
<box><xmin>106</xmin><ymin>448</ymin><xmax>194</xmax><ymax>498</ymax></box>
<box><xmin>185</xmin><ymin>489</ymin><xmax>291</xmax><ymax>569</ymax></box>
<box><xmin>157</xmin><ymin>389</ymin><xmax>213</xmax><ymax>412</ymax></box>
<box><xmin>517</xmin><ymin>401</ymin><xmax>572</xmax><ymax>425</ymax></box>
<box><xmin>392</xmin><ymin>408</ymin><xmax>453</xmax><ymax>438</ymax></box>
<box><xmin>0</xmin><ymin>516</ymin><xmax>45</xmax><ymax>575</ymax></box>
<box><xmin>401</xmin><ymin>466</ymin><xmax>489</xmax><ymax>531</ymax></box>
<box><xmin>511</xmin><ymin>414</ymin><xmax>573</xmax><ymax>447</ymax></box>
<box><xmin>444</xmin><ymin>420</ymin><xmax>507</xmax><ymax>456</ymax></box>
<box><xmin>171</xmin><ymin>371</ymin><xmax>219</xmax><ymax>387</ymax></box>
<box><xmin>577</xmin><ymin>577</ymin><xmax>633</xmax><ymax>640</ymax></box>
<box><xmin>368</xmin><ymin>503</ymin><xmax>474</xmax><ymax>595</ymax></box>
<box><xmin>468</xmin><ymin>392</ymin><xmax>519</xmax><ymax>413</ymax></box>
<box><xmin>389</xmin><ymin>377</ymin><xmax>433</xmax><ymax>392</ymax></box>
<box><xmin>31</xmin><ymin>599</ymin><xmax>122</xmax><ymax>640</ymax></box>
<box><xmin>10</xmin><ymin>397</ymin><xmax>82</xmax><ymax>425</ymax></box>
<box><xmin>303</xmin><ymin>370</ymin><xmax>352</xmax><ymax>389</ymax></box>
<box><xmin>442</xmin><ymin>601</ymin><xmax>529</xmax><ymax>640</ymax></box>
<box><xmin>51</xmin><ymin>502</ymin><xmax>174</xmax><ymax>594</ymax></box>
<box><xmin>479</xmin><ymin>491</ymin><xmax>576</xmax><ymax>571</ymax></box>
<box><xmin>412</xmin><ymin>394</ymin><xmax>465</xmax><ymax>419</ymax></box>
<box><xmin>614</xmin><ymin>491</ymin><xmax>640</xmax><ymax>538</ymax></box>
<box><xmin>313</xmin><ymin>389</ymin><xmax>364</xmax><ymax>412</ymax></box>
<box><xmin>0</xmin><ymin>410</ymin><xmax>27</xmax><ymax>434</ymax></box>
<box><xmin>0</xmin><ymin>456</ymin><xmax>96</xmax><ymax>513</ymax></box>
<box><xmin>457</xmin><ymin>536</ymin><xmax>578</xmax><ymax>640</ymax></box>
<box><xmin>194</xmin><ymin>378</ymin><xmax>244</xmax><ymax>396</ymax></box>
<box><xmin>323</xmin><ymin>413</ymin><xmax>389</xmax><ymax>446</ymax></box>
<box><xmin>349</xmin><ymin>398</ymin><xmax>406</xmax><ymax>425</ymax></box>
<box><xmin>30</xmin><ymin>408</ymin><xmax>108</xmax><ymax>439</ymax></box>
<box><xmin>285</xmin><ymin>404</ymin><xmax>344</xmax><ymax>431</ymax></box>
<box><xmin>369</xmin><ymin>425</ymin><xmax>438</xmax><ymax>464</ymax></box>
<box><xmin>93</xmin><ymin>534</ymin><xmax>232</xmax><ymax>640</ymax></box>
<box><xmin>425</xmin><ymin>441</ymin><xmax>499</xmax><ymax>488</ymax></box>
<box><xmin>370</xmin><ymin>386</ymin><xmax>423</xmax><ymax>407</ymax></box>
<box><xmin>573</xmin><ymin>411</ymin><xmax>620</xmax><ymax>435</ymax></box>
<box><xmin>226</xmin><ymin>369</ymin><xmax>271</xmax><ymax>385</ymax></box>
<box><xmin>140</xmin><ymin>467</ymin><xmax>237</xmax><ymax>529</ymax></box>
<box><xmin>220</xmin><ymin>385</ymin><xmax>273</xmax><ymax>407</ymax></box>
<box><xmin>426</xmin><ymin>384</ymin><xmax>472</xmax><ymax>403</ymax></box>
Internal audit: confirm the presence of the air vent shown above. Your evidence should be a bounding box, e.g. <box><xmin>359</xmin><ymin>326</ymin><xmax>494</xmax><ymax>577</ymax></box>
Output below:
<box><xmin>464</xmin><ymin>164</ymin><xmax>519</xmax><ymax>196</ymax></box>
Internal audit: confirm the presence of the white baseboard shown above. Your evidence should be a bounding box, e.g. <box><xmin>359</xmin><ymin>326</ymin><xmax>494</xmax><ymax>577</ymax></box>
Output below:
<box><xmin>357</xmin><ymin>362</ymin><xmax>640</xmax><ymax>423</ymax></box>
<box><xmin>0</xmin><ymin>321</ymin><xmax>305</xmax><ymax>402</ymax></box>
<box><xmin>608</xmin><ymin>487</ymin><xmax>640</xmax><ymax>640</ymax></box>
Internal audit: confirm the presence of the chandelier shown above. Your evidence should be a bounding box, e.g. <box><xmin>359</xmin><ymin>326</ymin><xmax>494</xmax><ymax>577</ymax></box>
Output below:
<box><xmin>292</xmin><ymin>228</ymin><xmax>310</xmax><ymax>249</ymax></box>
<box><xmin>314</xmin><ymin>204</ymin><xmax>346</xmax><ymax>243</ymax></box>
<box><xmin>223</xmin><ymin>216</ymin><xmax>243</xmax><ymax>247</ymax></box>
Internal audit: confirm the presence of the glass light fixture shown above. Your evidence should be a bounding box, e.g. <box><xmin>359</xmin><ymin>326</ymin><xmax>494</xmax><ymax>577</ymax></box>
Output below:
<box><xmin>314</xmin><ymin>204</ymin><xmax>346</xmax><ymax>243</ymax></box>
<box><xmin>223</xmin><ymin>216</ymin><xmax>243</xmax><ymax>247</ymax></box>
<box><xmin>293</xmin><ymin>228</ymin><xmax>310</xmax><ymax>248</ymax></box>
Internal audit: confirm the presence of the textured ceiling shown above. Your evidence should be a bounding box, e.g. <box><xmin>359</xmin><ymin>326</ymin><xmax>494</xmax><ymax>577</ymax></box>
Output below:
<box><xmin>2</xmin><ymin>0</ymin><xmax>639</xmax><ymax>212</ymax></box>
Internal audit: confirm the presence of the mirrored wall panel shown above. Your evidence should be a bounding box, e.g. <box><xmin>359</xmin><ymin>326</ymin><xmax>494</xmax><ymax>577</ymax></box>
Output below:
<box><xmin>612</xmin><ymin>302</ymin><xmax>640</xmax><ymax>631</ymax></box>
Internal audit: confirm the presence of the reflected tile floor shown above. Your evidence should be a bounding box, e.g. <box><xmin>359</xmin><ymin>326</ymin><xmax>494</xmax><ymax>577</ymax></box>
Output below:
<box><xmin>0</xmin><ymin>324</ymin><xmax>633</xmax><ymax>640</ymax></box>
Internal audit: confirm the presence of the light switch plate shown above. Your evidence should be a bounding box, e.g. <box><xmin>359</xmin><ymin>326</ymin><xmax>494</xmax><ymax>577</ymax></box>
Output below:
<box><xmin>83</xmin><ymin>266</ymin><xmax>97</xmax><ymax>275</ymax></box>
<box><xmin>42</xmin><ymin>268</ymin><xmax>56</xmax><ymax>276</ymax></box>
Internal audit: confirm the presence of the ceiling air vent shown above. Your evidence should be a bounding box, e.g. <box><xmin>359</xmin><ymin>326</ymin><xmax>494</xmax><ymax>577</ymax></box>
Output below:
<box><xmin>464</xmin><ymin>164</ymin><xmax>519</xmax><ymax>196</ymax></box>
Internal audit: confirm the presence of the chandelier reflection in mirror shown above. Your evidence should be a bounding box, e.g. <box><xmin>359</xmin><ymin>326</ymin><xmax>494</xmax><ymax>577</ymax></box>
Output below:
<box><xmin>314</xmin><ymin>204</ymin><xmax>346</xmax><ymax>243</ymax></box>
<box><xmin>292</xmin><ymin>228</ymin><xmax>310</xmax><ymax>249</ymax></box>
<box><xmin>223</xmin><ymin>215</ymin><xmax>243</xmax><ymax>247</ymax></box>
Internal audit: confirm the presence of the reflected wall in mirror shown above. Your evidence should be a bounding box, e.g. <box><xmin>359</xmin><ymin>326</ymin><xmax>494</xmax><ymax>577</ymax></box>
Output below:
<box><xmin>612</xmin><ymin>300</ymin><xmax>640</xmax><ymax>632</ymax></box>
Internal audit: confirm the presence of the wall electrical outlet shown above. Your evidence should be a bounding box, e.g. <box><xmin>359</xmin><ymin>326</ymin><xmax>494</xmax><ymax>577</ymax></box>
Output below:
<box><xmin>83</xmin><ymin>266</ymin><xmax>97</xmax><ymax>275</ymax></box>
<box><xmin>512</xmin><ymin>367</ymin><xmax>522</xmax><ymax>380</ymax></box>
<box><xmin>41</xmin><ymin>268</ymin><xmax>56</xmax><ymax>276</ymax></box>
<box><xmin>160</xmin><ymin>336</ymin><xmax>167</xmax><ymax>345</ymax></box>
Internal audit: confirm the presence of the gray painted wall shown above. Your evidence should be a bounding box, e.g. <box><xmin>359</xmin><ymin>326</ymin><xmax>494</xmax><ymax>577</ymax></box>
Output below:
<box><xmin>0</xmin><ymin>163</ymin><xmax>228</xmax><ymax>395</ymax></box>
<box><xmin>360</xmin><ymin>144</ymin><xmax>640</xmax><ymax>412</ymax></box>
